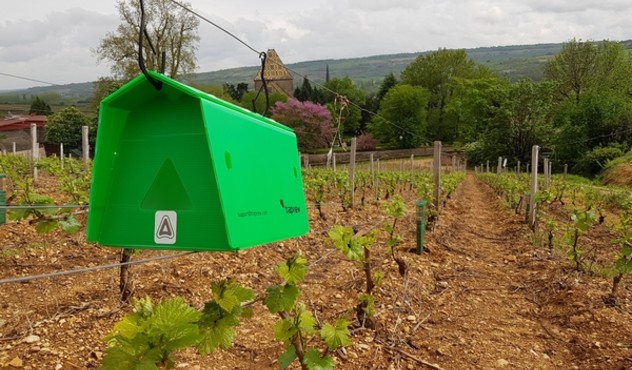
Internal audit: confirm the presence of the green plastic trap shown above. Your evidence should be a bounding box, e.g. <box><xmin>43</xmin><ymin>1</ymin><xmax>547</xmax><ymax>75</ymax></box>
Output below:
<box><xmin>87</xmin><ymin>71</ymin><xmax>309</xmax><ymax>251</ymax></box>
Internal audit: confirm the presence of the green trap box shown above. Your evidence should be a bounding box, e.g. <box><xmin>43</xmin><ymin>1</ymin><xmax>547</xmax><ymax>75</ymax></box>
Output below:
<box><xmin>87</xmin><ymin>71</ymin><xmax>309</xmax><ymax>251</ymax></box>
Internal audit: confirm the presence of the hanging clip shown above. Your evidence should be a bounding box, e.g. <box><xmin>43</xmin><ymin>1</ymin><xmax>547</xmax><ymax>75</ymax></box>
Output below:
<box><xmin>252</xmin><ymin>51</ymin><xmax>270</xmax><ymax>116</ymax></box>
<box><xmin>138</xmin><ymin>0</ymin><xmax>162</xmax><ymax>90</ymax></box>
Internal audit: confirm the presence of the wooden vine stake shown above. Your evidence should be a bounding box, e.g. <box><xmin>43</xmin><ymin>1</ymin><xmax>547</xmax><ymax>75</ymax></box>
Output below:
<box><xmin>497</xmin><ymin>156</ymin><xmax>502</xmax><ymax>175</ymax></box>
<box><xmin>375</xmin><ymin>158</ymin><xmax>381</xmax><ymax>201</ymax></box>
<box><xmin>349</xmin><ymin>137</ymin><xmax>357</xmax><ymax>209</ymax></box>
<box><xmin>82</xmin><ymin>125</ymin><xmax>90</xmax><ymax>172</ymax></box>
<box><xmin>31</xmin><ymin>124</ymin><xmax>38</xmax><ymax>182</ymax></box>
<box><xmin>543</xmin><ymin>158</ymin><xmax>549</xmax><ymax>190</ymax></box>
<box><xmin>433</xmin><ymin>141</ymin><xmax>441</xmax><ymax>214</ymax></box>
<box><xmin>528</xmin><ymin>145</ymin><xmax>539</xmax><ymax>230</ymax></box>
<box><xmin>60</xmin><ymin>143</ymin><xmax>65</xmax><ymax>170</ymax></box>
<box><xmin>370</xmin><ymin>152</ymin><xmax>375</xmax><ymax>188</ymax></box>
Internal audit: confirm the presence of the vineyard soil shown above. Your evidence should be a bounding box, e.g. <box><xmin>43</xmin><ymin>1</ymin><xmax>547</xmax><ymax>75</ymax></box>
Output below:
<box><xmin>1</xmin><ymin>173</ymin><xmax>631</xmax><ymax>369</ymax></box>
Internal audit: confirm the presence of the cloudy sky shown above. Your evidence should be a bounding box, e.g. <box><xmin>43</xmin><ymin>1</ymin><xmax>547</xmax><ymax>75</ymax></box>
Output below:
<box><xmin>1</xmin><ymin>0</ymin><xmax>631</xmax><ymax>90</ymax></box>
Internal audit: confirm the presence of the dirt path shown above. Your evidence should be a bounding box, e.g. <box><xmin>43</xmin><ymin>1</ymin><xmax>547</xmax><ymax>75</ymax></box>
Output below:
<box><xmin>419</xmin><ymin>173</ymin><xmax>632</xmax><ymax>369</ymax></box>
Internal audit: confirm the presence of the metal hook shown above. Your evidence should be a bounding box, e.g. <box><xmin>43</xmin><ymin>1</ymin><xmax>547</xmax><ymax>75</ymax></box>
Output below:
<box><xmin>138</xmin><ymin>0</ymin><xmax>162</xmax><ymax>90</ymax></box>
<box><xmin>252</xmin><ymin>51</ymin><xmax>270</xmax><ymax>116</ymax></box>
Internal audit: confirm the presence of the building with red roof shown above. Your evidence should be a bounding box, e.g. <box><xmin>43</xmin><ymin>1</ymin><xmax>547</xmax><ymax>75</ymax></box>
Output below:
<box><xmin>0</xmin><ymin>113</ymin><xmax>47</xmax><ymax>152</ymax></box>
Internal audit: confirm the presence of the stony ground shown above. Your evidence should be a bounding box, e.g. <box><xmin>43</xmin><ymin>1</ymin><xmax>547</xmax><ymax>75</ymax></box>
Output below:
<box><xmin>1</xmin><ymin>173</ymin><xmax>631</xmax><ymax>369</ymax></box>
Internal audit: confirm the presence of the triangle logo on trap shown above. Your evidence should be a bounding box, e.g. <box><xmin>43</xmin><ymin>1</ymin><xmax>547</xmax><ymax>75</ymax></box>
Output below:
<box><xmin>157</xmin><ymin>216</ymin><xmax>174</xmax><ymax>239</ymax></box>
<box><xmin>142</xmin><ymin>158</ymin><xmax>192</xmax><ymax>210</ymax></box>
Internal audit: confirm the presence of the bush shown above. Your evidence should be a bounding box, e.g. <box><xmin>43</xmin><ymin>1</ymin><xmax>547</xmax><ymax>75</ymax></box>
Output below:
<box><xmin>271</xmin><ymin>99</ymin><xmax>334</xmax><ymax>150</ymax></box>
<box><xmin>356</xmin><ymin>133</ymin><xmax>378</xmax><ymax>151</ymax></box>
<box><xmin>573</xmin><ymin>145</ymin><xmax>624</xmax><ymax>178</ymax></box>
<box><xmin>45</xmin><ymin>107</ymin><xmax>93</xmax><ymax>150</ymax></box>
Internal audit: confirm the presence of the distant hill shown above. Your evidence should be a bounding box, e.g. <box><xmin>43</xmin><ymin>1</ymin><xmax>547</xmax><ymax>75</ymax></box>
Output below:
<box><xmin>1</xmin><ymin>41</ymin><xmax>629</xmax><ymax>104</ymax></box>
<box><xmin>193</xmin><ymin>43</ymin><xmax>566</xmax><ymax>92</ymax></box>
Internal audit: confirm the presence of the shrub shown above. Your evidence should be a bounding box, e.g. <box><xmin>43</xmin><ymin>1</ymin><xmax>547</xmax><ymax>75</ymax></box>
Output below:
<box><xmin>271</xmin><ymin>99</ymin><xmax>334</xmax><ymax>150</ymax></box>
<box><xmin>573</xmin><ymin>145</ymin><xmax>624</xmax><ymax>178</ymax></box>
<box><xmin>356</xmin><ymin>133</ymin><xmax>378</xmax><ymax>151</ymax></box>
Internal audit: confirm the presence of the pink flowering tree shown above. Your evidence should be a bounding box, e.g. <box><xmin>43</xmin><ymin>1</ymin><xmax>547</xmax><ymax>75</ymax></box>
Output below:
<box><xmin>271</xmin><ymin>98</ymin><xmax>335</xmax><ymax>150</ymax></box>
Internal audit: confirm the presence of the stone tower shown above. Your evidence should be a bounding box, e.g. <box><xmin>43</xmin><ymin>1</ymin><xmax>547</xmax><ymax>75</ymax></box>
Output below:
<box><xmin>254</xmin><ymin>49</ymin><xmax>294</xmax><ymax>97</ymax></box>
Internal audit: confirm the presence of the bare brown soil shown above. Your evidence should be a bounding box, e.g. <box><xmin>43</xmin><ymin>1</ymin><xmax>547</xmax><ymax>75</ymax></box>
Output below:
<box><xmin>1</xmin><ymin>173</ymin><xmax>631</xmax><ymax>369</ymax></box>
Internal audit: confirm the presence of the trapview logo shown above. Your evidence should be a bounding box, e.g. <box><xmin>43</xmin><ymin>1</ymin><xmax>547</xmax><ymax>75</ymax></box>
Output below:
<box><xmin>280</xmin><ymin>199</ymin><xmax>301</xmax><ymax>215</ymax></box>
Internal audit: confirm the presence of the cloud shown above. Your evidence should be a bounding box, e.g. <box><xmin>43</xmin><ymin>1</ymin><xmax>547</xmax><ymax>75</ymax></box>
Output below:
<box><xmin>345</xmin><ymin>0</ymin><xmax>421</xmax><ymax>11</ymax></box>
<box><xmin>525</xmin><ymin>0</ymin><xmax>630</xmax><ymax>13</ymax></box>
<box><xmin>0</xmin><ymin>8</ymin><xmax>117</xmax><ymax>88</ymax></box>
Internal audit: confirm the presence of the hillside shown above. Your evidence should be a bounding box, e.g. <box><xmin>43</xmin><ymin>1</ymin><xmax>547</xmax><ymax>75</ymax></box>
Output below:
<box><xmin>1</xmin><ymin>41</ymin><xmax>627</xmax><ymax>104</ymax></box>
<box><xmin>192</xmin><ymin>43</ymin><xmax>563</xmax><ymax>92</ymax></box>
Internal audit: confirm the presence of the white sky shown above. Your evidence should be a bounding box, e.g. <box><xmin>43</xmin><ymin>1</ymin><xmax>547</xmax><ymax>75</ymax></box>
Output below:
<box><xmin>1</xmin><ymin>0</ymin><xmax>631</xmax><ymax>90</ymax></box>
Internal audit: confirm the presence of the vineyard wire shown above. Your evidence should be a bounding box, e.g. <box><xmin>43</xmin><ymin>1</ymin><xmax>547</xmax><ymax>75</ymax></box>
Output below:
<box><xmin>0</xmin><ymin>214</ymin><xmax>404</xmax><ymax>285</ymax></box>
<box><xmin>0</xmin><ymin>251</ymin><xmax>197</xmax><ymax>285</ymax></box>
<box><xmin>0</xmin><ymin>205</ymin><xmax>88</xmax><ymax>210</ymax></box>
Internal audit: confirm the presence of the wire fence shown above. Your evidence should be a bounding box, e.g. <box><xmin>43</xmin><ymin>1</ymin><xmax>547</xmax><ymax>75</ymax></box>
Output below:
<box><xmin>0</xmin><ymin>213</ymin><xmax>399</xmax><ymax>285</ymax></box>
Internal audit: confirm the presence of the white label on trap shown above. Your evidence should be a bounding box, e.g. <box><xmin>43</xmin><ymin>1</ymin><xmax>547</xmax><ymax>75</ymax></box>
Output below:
<box><xmin>155</xmin><ymin>211</ymin><xmax>177</xmax><ymax>245</ymax></box>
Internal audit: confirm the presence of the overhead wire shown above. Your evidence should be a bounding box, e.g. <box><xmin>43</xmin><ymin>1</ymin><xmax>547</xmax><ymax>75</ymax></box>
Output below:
<box><xmin>0</xmin><ymin>72</ymin><xmax>61</xmax><ymax>87</ymax></box>
<box><xmin>164</xmin><ymin>0</ymin><xmax>416</xmax><ymax>137</ymax></box>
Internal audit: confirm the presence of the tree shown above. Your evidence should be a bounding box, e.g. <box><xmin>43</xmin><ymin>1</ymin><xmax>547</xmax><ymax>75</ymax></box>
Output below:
<box><xmin>443</xmin><ymin>76</ymin><xmax>507</xmax><ymax>143</ymax></box>
<box><xmin>223</xmin><ymin>83</ymin><xmax>249</xmax><ymax>102</ymax></box>
<box><xmin>376</xmin><ymin>73</ymin><xmax>398</xmax><ymax>102</ymax></box>
<box><xmin>294</xmin><ymin>77</ymin><xmax>324</xmax><ymax>104</ymax></box>
<box><xmin>91</xmin><ymin>77</ymin><xmax>125</xmax><ymax>112</ymax></box>
<box><xmin>271</xmin><ymin>99</ymin><xmax>334</xmax><ymax>150</ymax></box>
<box><xmin>323</xmin><ymin>77</ymin><xmax>366</xmax><ymax>136</ymax></box>
<box><xmin>240</xmin><ymin>91</ymin><xmax>288</xmax><ymax>117</ymax></box>
<box><xmin>544</xmin><ymin>39</ymin><xmax>598</xmax><ymax>104</ymax></box>
<box><xmin>29</xmin><ymin>96</ymin><xmax>52</xmax><ymax>116</ymax></box>
<box><xmin>482</xmin><ymin>80</ymin><xmax>556</xmax><ymax>163</ymax></box>
<box><xmin>544</xmin><ymin>39</ymin><xmax>632</xmax><ymax>104</ymax></box>
<box><xmin>401</xmin><ymin>48</ymin><xmax>495</xmax><ymax>142</ymax></box>
<box><xmin>552</xmin><ymin>90</ymin><xmax>632</xmax><ymax>167</ymax></box>
<box><xmin>95</xmin><ymin>0</ymin><xmax>200</xmax><ymax>80</ymax></box>
<box><xmin>193</xmin><ymin>84</ymin><xmax>237</xmax><ymax>104</ymax></box>
<box><xmin>369</xmin><ymin>85</ymin><xmax>430</xmax><ymax>148</ymax></box>
<box><xmin>45</xmin><ymin>107</ymin><xmax>93</xmax><ymax>151</ymax></box>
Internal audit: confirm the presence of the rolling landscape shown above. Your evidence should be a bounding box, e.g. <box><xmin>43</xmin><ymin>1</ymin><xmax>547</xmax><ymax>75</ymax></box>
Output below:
<box><xmin>4</xmin><ymin>41</ymin><xmax>628</xmax><ymax>107</ymax></box>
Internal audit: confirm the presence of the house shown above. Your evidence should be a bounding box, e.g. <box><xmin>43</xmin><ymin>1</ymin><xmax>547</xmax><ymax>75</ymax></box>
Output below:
<box><xmin>0</xmin><ymin>113</ymin><xmax>46</xmax><ymax>152</ymax></box>
<box><xmin>254</xmin><ymin>49</ymin><xmax>294</xmax><ymax>97</ymax></box>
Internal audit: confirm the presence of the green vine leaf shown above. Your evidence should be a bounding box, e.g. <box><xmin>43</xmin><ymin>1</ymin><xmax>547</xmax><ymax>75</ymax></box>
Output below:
<box><xmin>273</xmin><ymin>318</ymin><xmax>298</xmax><ymax>342</ymax></box>
<box><xmin>35</xmin><ymin>219</ymin><xmax>58</xmax><ymax>234</ymax></box>
<box><xmin>149</xmin><ymin>298</ymin><xmax>202</xmax><ymax>352</ymax></box>
<box><xmin>264</xmin><ymin>284</ymin><xmax>299</xmax><ymax>314</ymax></box>
<box><xmin>320</xmin><ymin>319</ymin><xmax>351</xmax><ymax>349</ymax></box>
<box><xmin>59</xmin><ymin>214</ymin><xmax>82</xmax><ymax>234</ymax></box>
<box><xmin>102</xmin><ymin>297</ymin><xmax>201</xmax><ymax>369</ymax></box>
<box><xmin>296</xmin><ymin>305</ymin><xmax>316</xmax><ymax>335</ymax></box>
<box><xmin>278</xmin><ymin>345</ymin><xmax>298</xmax><ymax>370</ymax></box>
<box><xmin>198</xmin><ymin>280</ymin><xmax>254</xmax><ymax>355</ymax></box>
<box><xmin>211</xmin><ymin>279</ymin><xmax>255</xmax><ymax>312</ymax></box>
<box><xmin>303</xmin><ymin>348</ymin><xmax>335</xmax><ymax>370</ymax></box>
<box><xmin>276</xmin><ymin>255</ymin><xmax>307</xmax><ymax>284</ymax></box>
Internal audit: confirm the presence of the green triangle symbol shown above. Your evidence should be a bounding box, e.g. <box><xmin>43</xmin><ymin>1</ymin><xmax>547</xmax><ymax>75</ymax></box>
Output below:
<box><xmin>142</xmin><ymin>159</ymin><xmax>192</xmax><ymax>210</ymax></box>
